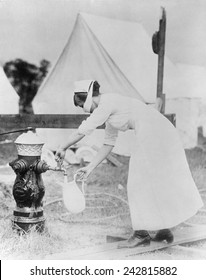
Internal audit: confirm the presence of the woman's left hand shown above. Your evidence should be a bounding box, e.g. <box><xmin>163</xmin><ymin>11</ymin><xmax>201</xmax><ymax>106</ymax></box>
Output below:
<box><xmin>76</xmin><ymin>165</ymin><xmax>93</xmax><ymax>181</ymax></box>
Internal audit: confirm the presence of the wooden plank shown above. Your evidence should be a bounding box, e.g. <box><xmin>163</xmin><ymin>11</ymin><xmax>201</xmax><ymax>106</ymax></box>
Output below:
<box><xmin>166</xmin><ymin>245</ymin><xmax>206</xmax><ymax>258</ymax></box>
<box><xmin>0</xmin><ymin>114</ymin><xmax>104</xmax><ymax>130</ymax></box>
<box><xmin>106</xmin><ymin>235</ymin><xmax>127</xmax><ymax>243</ymax></box>
<box><xmin>126</xmin><ymin>226</ymin><xmax>206</xmax><ymax>259</ymax></box>
<box><xmin>45</xmin><ymin>226</ymin><xmax>206</xmax><ymax>260</ymax></box>
<box><xmin>0</xmin><ymin>113</ymin><xmax>176</xmax><ymax>131</ymax></box>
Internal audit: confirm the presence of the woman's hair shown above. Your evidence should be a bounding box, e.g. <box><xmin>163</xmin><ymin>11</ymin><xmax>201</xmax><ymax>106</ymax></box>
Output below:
<box><xmin>74</xmin><ymin>80</ymin><xmax>100</xmax><ymax>107</ymax></box>
<box><xmin>93</xmin><ymin>80</ymin><xmax>100</xmax><ymax>95</ymax></box>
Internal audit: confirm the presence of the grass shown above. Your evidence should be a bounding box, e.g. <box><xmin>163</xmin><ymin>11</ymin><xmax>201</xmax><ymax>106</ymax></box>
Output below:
<box><xmin>0</xmin><ymin>142</ymin><xmax>17</xmax><ymax>166</ymax></box>
<box><xmin>0</xmin><ymin>141</ymin><xmax>206</xmax><ymax>260</ymax></box>
<box><xmin>0</xmin><ymin>149</ymin><xmax>131</xmax><ymax>259</ymax></box>
<box><xmin>0</xmin><ymin>221</ymin><xmax>65</xmax><ymax>259</ymax></box>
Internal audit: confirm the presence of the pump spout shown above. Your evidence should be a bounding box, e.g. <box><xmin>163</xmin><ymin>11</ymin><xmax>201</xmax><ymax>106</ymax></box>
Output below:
<box><xmin>48</xmin><ymin>166</ymin><xmax>67</xmax><ymax>176</ymax></box>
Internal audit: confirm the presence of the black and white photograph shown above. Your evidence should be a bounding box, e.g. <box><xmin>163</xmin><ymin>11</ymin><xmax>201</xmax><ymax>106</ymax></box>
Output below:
<box><xmin>1</xmin><ymin>0</ymin><xmax>206</xmax><ymax>267</ymax></box>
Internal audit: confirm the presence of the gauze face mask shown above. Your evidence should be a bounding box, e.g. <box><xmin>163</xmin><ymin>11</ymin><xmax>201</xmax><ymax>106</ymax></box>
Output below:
<box><xmin>83</xmin><ymin>81</ymin><xmax>94</xmax><ymax>113</ymax></box>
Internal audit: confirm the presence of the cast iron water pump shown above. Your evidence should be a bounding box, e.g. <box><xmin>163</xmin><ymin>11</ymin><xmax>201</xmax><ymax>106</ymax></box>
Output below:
<box><xmin>8</xmin><ymin>129</ymin><xmax>65</xmax><ymax>233</ymax></box>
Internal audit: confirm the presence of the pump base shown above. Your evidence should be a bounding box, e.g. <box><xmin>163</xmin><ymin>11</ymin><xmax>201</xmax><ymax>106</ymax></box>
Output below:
<box><xmin>12</xmin><ymin>207</ymin><xmax>45</xmax><ymax>233</ymax></box>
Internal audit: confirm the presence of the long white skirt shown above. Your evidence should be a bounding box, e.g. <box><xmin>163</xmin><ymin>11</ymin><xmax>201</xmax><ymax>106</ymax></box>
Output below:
<box><xmin>127</xmin><ymin>108</ymin><xmax>203</xmax><ymax>231</ymax></box>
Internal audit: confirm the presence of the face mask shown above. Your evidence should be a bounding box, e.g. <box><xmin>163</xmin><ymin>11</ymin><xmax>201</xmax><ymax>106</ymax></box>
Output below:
<box><xmin>83</xmin><ymin>106</ymin><xmax>91</xmax><ymax>113</ymax></box>
<box><xmin>83</xmin><ymin>81</ymin><xmax>94</xmax><ymax>113</ymax></box>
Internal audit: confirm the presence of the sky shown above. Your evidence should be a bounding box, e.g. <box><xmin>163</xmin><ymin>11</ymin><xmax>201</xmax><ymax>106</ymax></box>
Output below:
<box><xmin>0</xmin><ymin>0</ymin><xmax>206</xmax><ymax>68</ymax></box>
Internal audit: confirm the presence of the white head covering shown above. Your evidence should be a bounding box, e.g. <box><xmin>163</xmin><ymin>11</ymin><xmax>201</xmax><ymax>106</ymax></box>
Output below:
<box><xmin>74</xmin><ymin>80</ymin><xmax>95</xmax><ymax>113</ymax></box>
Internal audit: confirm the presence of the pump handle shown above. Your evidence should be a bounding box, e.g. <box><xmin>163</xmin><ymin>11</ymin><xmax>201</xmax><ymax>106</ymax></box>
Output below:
<box><xmin>0</xmin><ymin>127</ymin><xmax>35</xmax><ymax>136</ymax></box>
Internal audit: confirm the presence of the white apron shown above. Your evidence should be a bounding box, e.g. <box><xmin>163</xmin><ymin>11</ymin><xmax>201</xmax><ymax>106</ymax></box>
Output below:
<box><xmin>127</xmin><ymin>103</ymin><xmax>203</xmax><ymax>230</ymax></box>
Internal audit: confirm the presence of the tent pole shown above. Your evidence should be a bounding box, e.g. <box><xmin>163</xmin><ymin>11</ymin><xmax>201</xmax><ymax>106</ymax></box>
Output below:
<box><xmin>155</xmin><ymin>7</ymin><xmax>166</xmax><ymax>114</ymax></box>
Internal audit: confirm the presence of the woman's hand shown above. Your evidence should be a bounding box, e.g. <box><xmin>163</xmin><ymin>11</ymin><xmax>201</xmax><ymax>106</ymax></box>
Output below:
<box><xmin>54</xmin><ymin>132</ymin><xmax>85</xmax><ymax>164</ymax></box>
<box><xmin>75</xmin><ymin>144</ymin><xmax>113</xmax><ymax>181</ymax></box>
<box><xmin>76</xmin><ymin>165</ymin><xmax>94</xmax><ymax>181</ymax></box>
<box><xmin>55</xmin><ymin>147</ymin><xmax>66</xmax><ymax>164</ymax></box>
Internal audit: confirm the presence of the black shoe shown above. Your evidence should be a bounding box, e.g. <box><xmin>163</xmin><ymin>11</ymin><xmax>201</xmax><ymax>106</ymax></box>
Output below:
<box><xmin>118</xmin><ymin>231</ymin><xmax>151</xmax><ymax>249</ymax></box>
<box><xmin>153</xmin><ymin>229</ymin><xmax>174</xmax><ymax>243</ymax></box>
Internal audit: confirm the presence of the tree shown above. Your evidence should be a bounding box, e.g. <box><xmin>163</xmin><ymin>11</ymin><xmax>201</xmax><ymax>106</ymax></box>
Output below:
<box><xmin>3</xmin><ymin>59</ymin><xmax>51</xmax><ymax>114</ymax></box>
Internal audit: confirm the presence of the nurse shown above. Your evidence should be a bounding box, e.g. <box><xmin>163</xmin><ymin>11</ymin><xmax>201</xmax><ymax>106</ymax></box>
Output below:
<box><xmin>56</xmin><ymin>79</ymin><xmax>203</xmax><ymax>248</ymax></box>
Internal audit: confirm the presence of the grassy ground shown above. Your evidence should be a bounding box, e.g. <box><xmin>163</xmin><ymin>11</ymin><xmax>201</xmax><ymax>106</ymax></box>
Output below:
<box><xmin>0</xmin><ymin>142</ymin><xmax>206</xmax><ymax>259</ymax></box>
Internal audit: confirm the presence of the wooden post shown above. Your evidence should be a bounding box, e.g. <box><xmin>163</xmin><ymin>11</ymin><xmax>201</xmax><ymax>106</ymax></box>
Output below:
<box><xmin>154</xmin><ymin>7</ymin><xmax>166</xmax><ymax>114</ymax></box>
<box><xmin>157</xmin><ymin>7</ymin><xmax>166</xmax><ymax>98</ymax></box>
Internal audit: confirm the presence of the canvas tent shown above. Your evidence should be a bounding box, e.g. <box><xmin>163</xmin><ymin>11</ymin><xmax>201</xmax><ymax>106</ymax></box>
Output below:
<box><xmin>34</xmin><ymin>13</ymin><xmax>149</xmax><ymax>113</ymax></box>
<box><xmin>0</xmin><ymin>66</ymin><xmax>19</xmax><ymax>114</ymax></box>
<box><xmin>165</xmin><ymin>63</ymin><xmax>206</xmax><ymax>148</ymax></box>
<box><xmin>33</xmin><ymin>13</ymin><xmax>178</xmax><ymax>107</ymax></box>
<box><xmin>33</xmin><ymin>13</ymin><xmax>206</xmax><ymax>152</ymax></box>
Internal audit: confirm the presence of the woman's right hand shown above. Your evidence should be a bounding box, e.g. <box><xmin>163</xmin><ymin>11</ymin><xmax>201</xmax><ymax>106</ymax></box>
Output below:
<box><xmin>76</xmin><ymin>165</ymin><xmax>94</xmax><ymax>181</ymax></box>
<box><xmin>55</xmin><ymin>147</ymin><xmax>66</xmax><ymax>164</ymax></box>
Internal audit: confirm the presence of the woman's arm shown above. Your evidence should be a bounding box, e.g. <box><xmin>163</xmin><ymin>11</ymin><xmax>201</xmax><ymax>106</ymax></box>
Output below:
<box><xmin>56</xmin><ymin>95</ymin><xmax>114</xmax><ymax>163</ymax></box>
<box><xmin>89</xmin><ymin>144</ymin><xmax>113</xmax><ymax>170</ymax></box>
<box><xmin>77</xmin><ymin>144</ymin><xmax>113</xmax><ymax>180</ymax></box>
<box><xmin>61</xmin><ymin>130</ymin><xmax>85</xmax><ymax>150</ymax></box>
<box><xmin>55</xmin><ymin>131</ymin><xmax>85</xmax><ymax>161</ymax></box>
